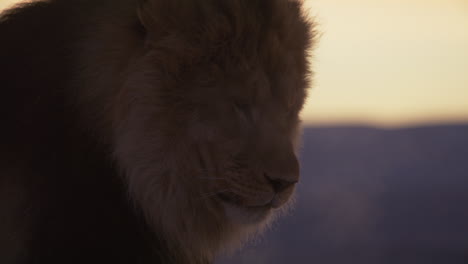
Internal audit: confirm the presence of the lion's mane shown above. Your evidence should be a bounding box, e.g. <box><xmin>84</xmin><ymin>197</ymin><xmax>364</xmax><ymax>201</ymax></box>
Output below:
<box><xmin>0</xmin><ymin>0</ymin><xmax>314</xmax><ymax>263</ymax></box>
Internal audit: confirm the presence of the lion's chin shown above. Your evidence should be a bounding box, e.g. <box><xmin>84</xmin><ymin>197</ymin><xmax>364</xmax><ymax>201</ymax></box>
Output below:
<box><xmin>221</xmin><ymin>200</ymin><xmax>273</xmax><ymax>227</ymax></box>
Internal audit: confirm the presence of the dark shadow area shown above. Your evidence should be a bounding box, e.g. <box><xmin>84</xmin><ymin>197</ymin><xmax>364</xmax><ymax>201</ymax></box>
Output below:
<box><xmin>218</xmin><ymin>124</ymin><xmax>468</xmax><ymax>264</ymax></box>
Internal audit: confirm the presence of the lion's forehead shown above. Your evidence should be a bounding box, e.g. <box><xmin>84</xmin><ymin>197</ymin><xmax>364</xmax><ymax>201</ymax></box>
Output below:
<box><xmin>145</xmin><ymin>0</ymin><xmax>313</xmax><ymax>91</ymax></box>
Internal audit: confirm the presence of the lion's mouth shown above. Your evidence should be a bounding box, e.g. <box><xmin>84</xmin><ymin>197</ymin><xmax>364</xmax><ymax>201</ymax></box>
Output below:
<box><xmin>218</xmin><ymin>192</ymin><xmax>274</xmax><ymax>225</ymax></box>
<box><xmin>217</xmin><ymin>192</ymin><xmax>273</xmax><ymax>210</ymax></box>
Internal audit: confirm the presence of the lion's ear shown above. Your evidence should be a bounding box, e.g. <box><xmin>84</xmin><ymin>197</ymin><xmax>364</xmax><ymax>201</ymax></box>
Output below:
<box><xmin>136</xmin><ymin>0</ymin><xmax>151</xmax><ymax>32</ymax></box>
<box><xmin>136</xmin><ymin>0</ymin><xmax>165</xmax><ymax>44</ymax></box>
<box><xmin>136</xmin><ymin>0</ymin><xmax>172</xmax><ymax>40</ymax></box>
<box><xmin>136</xmin><ymin>0</ymin><xmax>204</xmax><ymax>39</ymax></box>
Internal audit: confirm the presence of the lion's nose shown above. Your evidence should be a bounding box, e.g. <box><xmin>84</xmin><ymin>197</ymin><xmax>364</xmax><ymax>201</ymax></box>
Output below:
<box><xmin>265</xmin><ymin>174</ymin><xmax>298</xmax><ymax>194</ymax></box>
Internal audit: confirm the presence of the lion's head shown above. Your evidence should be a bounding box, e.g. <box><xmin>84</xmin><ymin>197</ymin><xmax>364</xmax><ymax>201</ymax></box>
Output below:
<box><xmin>108</xmin><ymin>0</ymin><xmax>314</xmax><ymax>262</ymax></box>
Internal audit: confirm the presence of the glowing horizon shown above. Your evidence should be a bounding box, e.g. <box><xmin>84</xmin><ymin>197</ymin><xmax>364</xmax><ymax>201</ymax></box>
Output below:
<box><xmin>302</xmin><ymin>0</ymin><xmax>468</xmax><ymax>127</ymax></box>
<box><xmin>0</xmin><ymin>0</ymin><xmax>22</xmax><ymax>11</ymax></box>
<box><xmin>2</xmin><ymin>0</ymin><xmax>467</xmax><ymax>127</ymax></box>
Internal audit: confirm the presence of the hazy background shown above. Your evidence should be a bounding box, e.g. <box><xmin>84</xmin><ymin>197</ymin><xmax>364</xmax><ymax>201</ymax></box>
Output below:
<box><xmin>302</xmin><ymin>0</ymin><xmax>468</xmax><ymax>127</ymax></box>
<box><xmin>1</xmin><ymin>0</ymin><xmax>467</xmax><ymax>263</ymax></box>
<box><xmin>219</xmin><ymin>125</ymin><xmax>468</xmax><ymax>264</ymax></box>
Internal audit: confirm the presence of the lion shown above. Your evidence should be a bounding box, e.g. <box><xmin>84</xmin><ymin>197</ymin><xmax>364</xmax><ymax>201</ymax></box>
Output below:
<box><xmin>0</xmin><ymin>0</ymin><xmax>315</xmax><ymax>263</ymax></box>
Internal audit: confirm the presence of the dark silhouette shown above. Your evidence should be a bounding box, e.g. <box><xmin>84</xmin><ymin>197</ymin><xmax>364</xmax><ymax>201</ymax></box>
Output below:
<box><xmin>0</xmin><ymin>0</ymin><xmax>313</xmax><ymax>263</ymax></box>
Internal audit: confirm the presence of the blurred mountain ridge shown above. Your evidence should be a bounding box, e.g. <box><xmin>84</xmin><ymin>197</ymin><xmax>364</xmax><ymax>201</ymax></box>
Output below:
<box><xmin>219</xmin><ymin>124</ymin><xmax>468</xmax><ymax>264</ymax></box>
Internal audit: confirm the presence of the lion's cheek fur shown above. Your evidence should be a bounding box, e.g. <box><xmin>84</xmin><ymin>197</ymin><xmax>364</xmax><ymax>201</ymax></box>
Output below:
<box><xmin>111</xmin><ymin>82</ymin><xmax>275</xmax><ymax>260</ymax></box>
<box><xmin>111</xmin><ymin>94</ymin><xmax>226</xmax><ymax>260</ymax></box>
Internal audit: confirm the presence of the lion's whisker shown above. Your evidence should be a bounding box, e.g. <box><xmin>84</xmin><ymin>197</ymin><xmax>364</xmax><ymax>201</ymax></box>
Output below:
<box><xmin>195</xmin><ymin>169</ymin><xmax>218</xmax><ymax>173</ymax></box>
<box><xmin>197</xmin><ymin>176</ymin><xmax>226</xmax><ymax>180</ymax></box>
<box><xmin>197</xmin><ymin>189</ymin><xmax>230</xmax><ymax>200</ymax></box>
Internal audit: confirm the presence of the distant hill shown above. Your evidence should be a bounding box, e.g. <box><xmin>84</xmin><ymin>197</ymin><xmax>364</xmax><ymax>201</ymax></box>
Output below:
<box><xmin>218</xmin><ymin>124</ymin><xmax>468</xmax><ymax>264</ymax></box>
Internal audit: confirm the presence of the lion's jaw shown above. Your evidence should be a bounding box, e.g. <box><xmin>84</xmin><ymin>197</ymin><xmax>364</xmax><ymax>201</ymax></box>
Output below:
<box><xmin>112</xmin><ymin>66</ymin><xmax>303</xmax><ymax>262</ymax></box>
<box><xmin>107</xmin><ymin>0</ymin><xmax>313</xmax><ymax>261</ymax></box>
<box><xmin>193</xmin><ymin>116</ymin><xmax>301</xmax><ymax>227</ymax></box>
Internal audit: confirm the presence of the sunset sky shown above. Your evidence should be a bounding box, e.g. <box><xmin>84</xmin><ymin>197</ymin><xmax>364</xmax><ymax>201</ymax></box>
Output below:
<box><xmin>304</xmin><ymin>0</ymin><xmax>468</xmax><ymax>127</ymax></box>
<box><xmin>2</xmin><ymin>0</ymin><xmax>467</xmax><ymax>127</ymax></box>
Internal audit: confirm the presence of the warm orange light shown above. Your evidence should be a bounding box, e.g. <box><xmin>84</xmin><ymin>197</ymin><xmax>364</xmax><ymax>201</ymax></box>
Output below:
<box><xmin>303</xmin><ymin>0</ymin><xmax>468</xmax><ymax>127</ymax></box>
<box><xmin>2</xmin><ymin>0</ymin><xmax>468</xmax><ymax>128</ymax></box>
<box><xmin>0</xmin><ymin>0</ymin><xmax>23</xmax><ymax>11</ymax></box>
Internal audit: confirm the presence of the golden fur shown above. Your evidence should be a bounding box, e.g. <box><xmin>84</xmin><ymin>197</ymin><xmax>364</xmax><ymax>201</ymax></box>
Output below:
<box><xmin>0</xmin><ymin>0</ymin><xmax>314</xmax><ymax>263</ymax></box>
